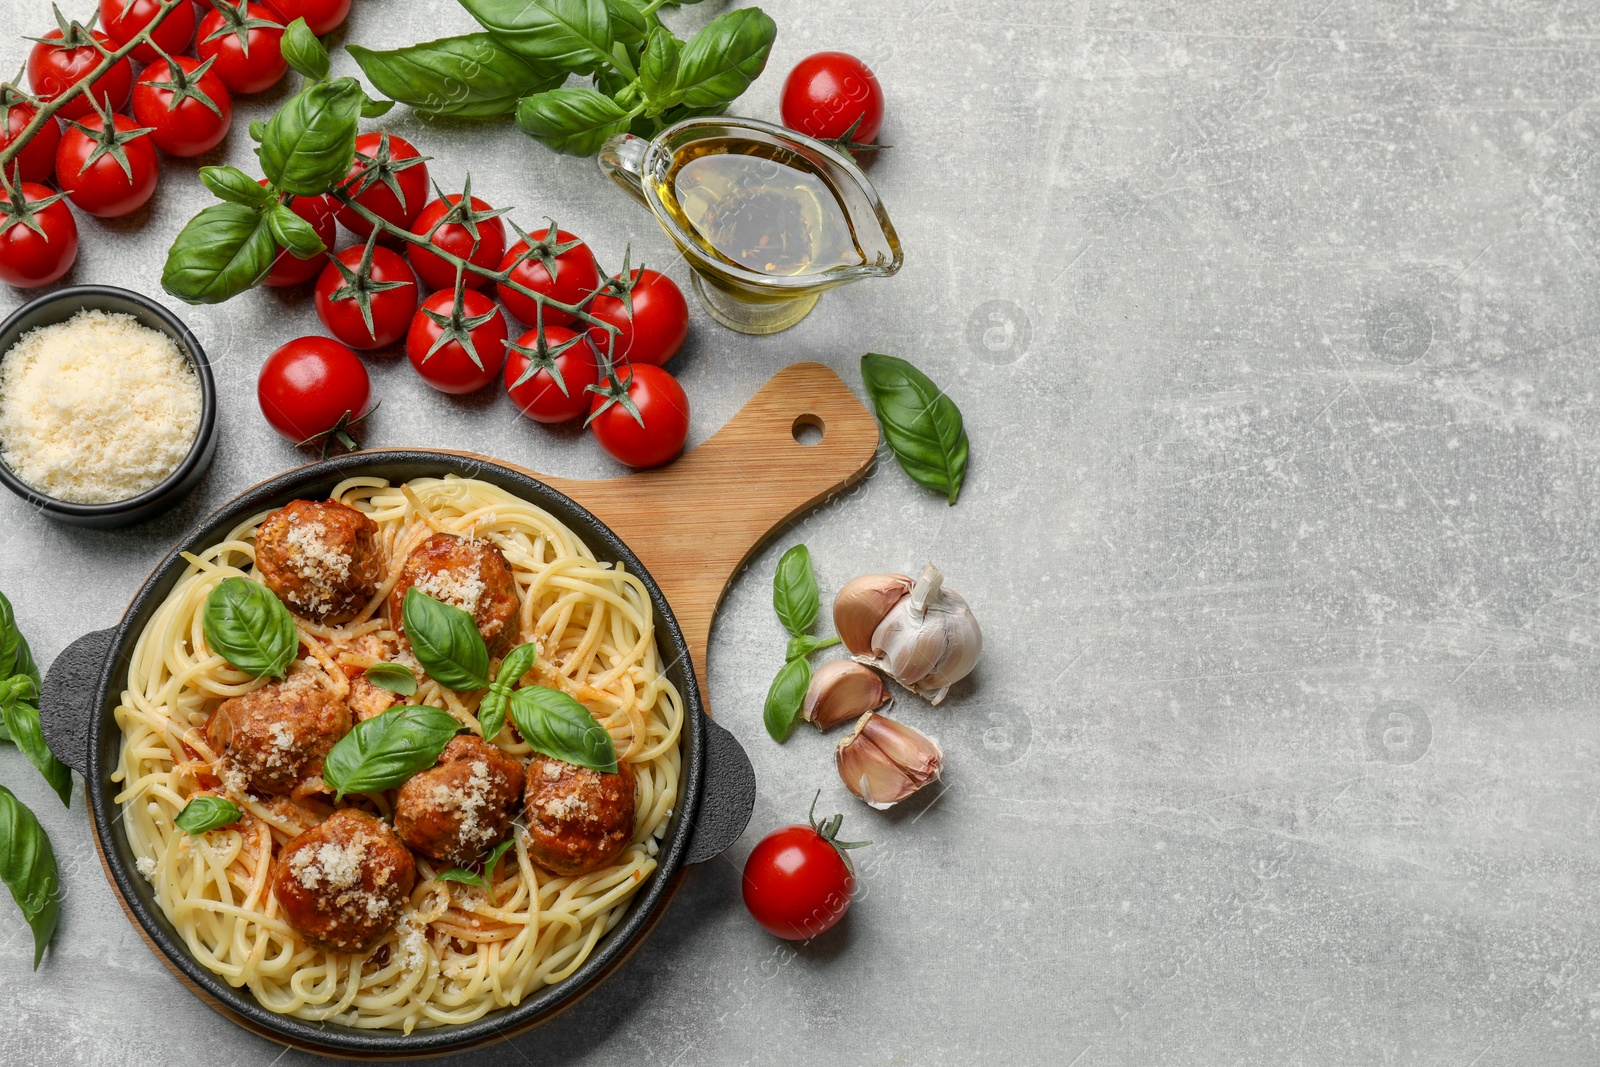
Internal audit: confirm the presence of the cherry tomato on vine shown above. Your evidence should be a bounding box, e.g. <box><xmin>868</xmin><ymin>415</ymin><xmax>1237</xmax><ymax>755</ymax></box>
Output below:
<box><xmin>335</xmin><ymin>132</ymin><xmax>430</xmax><ymax>239</ymax></box>
<box><xmin>100</xmin><ymin>0</ymin><xmax>197</xmax><ymax>65</ymax></box>
<box><xmin>406</xmin><ymin>189</ymin><xmax>507</xmax><ymax>292</ymax></box>
<box><xmin>196</xmin><ymin>1</ymin><xmax>286</xmax><ymax>96</ymax></box>
<box><xmin>503</xmin><ymin>325</ymin><xmax>600</xmax><ymax>425</ymax></box>
<box><xmin>27</xmin><ymin>25</ymin><xmax>132</xmax><ymax>121</ymax></box>
<box><xmin>258</xmin><ymin>336</ymin><xmax>372</xmax><ymax>451</ymax></box>
<box><xmin>132</xmin><ymin>55</ymin><xmax>232</xmax><ymax>158</ymax></box>
<box><xmin>314</xmin><ymin>242</ymin><xmax>419</xmax><ymax>349</ymax></box>
<box><xmin>0</xmin><ymin>182</ymin><xmax>78</xmax><ymax>289</ymax></box>
<box><xmin>1</xmin><ymin>97</ymin><xmax>61</xmax><ymax>185</ymax></box>
<box><xmin>742</xmin><ymin>796</ymin><xmax>868</xmax><ymax>940</ymax></box>
<box><xmin>406</xmin><ymin>288</ymin><xmax>508</xmax><ymax>394</ymax></box>
<box><xmin>496</xmin><ymin>224</ymin><xmax>600</xmax><ymax>327</ymax></box>
<box><xmin>780</xmin><ymin>51</ymin><xmax>885</xmax><ymax>146</ymax></box>
<box><xmin>584</xmin><ymin>268</ymin><xmax>690</xmax><ymax>367</ymax></box>
<box><xmin>55</xmin><ymin>112</ymin><xmax>159</xmax><ymax>218</ymax></box>
<box><xmin>587</xmin><ymin>364</ymin><xmax>689</xmax><ymax>469</ymax></box>
<box><xmin>262</xmin><ymin>181</ymin><xmax>336</xmax><ymax>288</ymax></box>
<box><xmin>261</xmin><ymin>0</ymin><xmax>349</xmax><ymax>36</ymax></box>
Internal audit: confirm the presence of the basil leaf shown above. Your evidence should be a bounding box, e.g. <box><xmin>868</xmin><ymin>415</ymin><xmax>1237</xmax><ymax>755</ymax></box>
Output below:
<box><xmin>508</xmin><ymin>686</ymin><xmax>618</xmax><ymax>773</ymax></box>
<box><xmin>280</xmin><ymin>17</ymin><xmax>329</xmax><ymax>82</ymax></box>
<box><xmin>479</xmin><ymin>641</ymin><xmax>537</xmax><ymax>743</ymax></box>
<box><xmin>515</xmin><ymin>87</ymin><xmax>634</xmax><ymax>156</ymax></box>
<box><xmin>672</xmin><ymin>8</ymin><xmax>776</xmax><ymax>110</ymax></box>
<box><xmin>0</xmin><ymin>702</ymin><xmax>70</xmax><ymax>808</ymax></box>
<box><xmin>763</xmin><ymin>655</ymin><xmax>810</xmax><ymax>742</ymax></box>
<box><xmin>268</xmin><ymin>203</ymin><xmax>326</xmax><ymax>258</ymax></box>
<box><xmin>174</xmin><ymin>795</ymin><xmax>242</xmax><ymax>834</ymax></box>
<box><xmin>860</xmin><ymin>353</ymin><xmax>971</xmax><ymax>505</ymax></box>
<box><xmin>435</xmin><ymin>836</ymin><xmax>516</xmax><ymax>888</ymax></box>
<box><xmin>359</xmin><ymin>92</ymin><xmax>395</xmax><ymax>118</ymax></box>
<box><xmin>199</xmin><ymin>165</ymin><xmax>272</xmax><ymax>206</ymax></box>
<box><xmin>0</xmin><ymin>590</ymin><xmax>40</xmax><ymax>743</ymax></box>
<box><xmin>202</xmin><ymin>577</ymin><xmax>298</xmax><ymax>679</ymax></box>
<box><xmin>363</xmin><ymin>662</ymin><xmax>417</xmax><ymax>696</ymax></box>
<box><xmin>402</xmin><ymin>589</ymin><xmax>490</xmax><ymax>691</ymax></box>
<box><xmin>605</xmin><ymin>0</ymin><xmax>647</xmax><ymax>54</ymax></box>
<box><xmin>638</xmin><ymin>26</ymin><xmax>680</xmax><ymax>106</ymax></box>
<box><xmin>785</xmin><ymin>634</ymin><xmax>840</xmax><ymax>661</ymax></box>
<box><xmin>772</xmin><ymin>544</ymin><xmax>821</xmax><ymax>637</ymax></box>
<box><xmin>257</xmin><ymin>77</ymin><xmax>364</xmax><ymax>196</ymax></box>
<box><xmin>322</xmin><ymin>705</ymin><xmax>461</xmax><ymax>799</ymax></box>
<box><xmin>0</xmin><ymin>784</ymin><xmax>57</xmax><ymax>969</ymax></box>
<box><xmin>161</xmin><ymin>202</ymin><xmax>278</xmax><ymax>304</ymax></box>
<box><xmin>459</xmin><ymin>0</ymin><xmax>614</xmax><ymax>73</ymax></box>
<box><xmin>348</xmin><ymin>35</ymin><xmax>564</xmax><ymax>118</ymax></box>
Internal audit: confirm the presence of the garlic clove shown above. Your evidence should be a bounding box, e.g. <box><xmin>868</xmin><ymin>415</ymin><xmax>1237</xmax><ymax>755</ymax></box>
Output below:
<box><xmin>833</xmin><ymin>573</ymin><xmax>914</xmax><ymax>656</ymax></box>
<box><xmin>802</xmin><ymin>660</ymin><xmax>891</xmax><ymax>731</ymax></box>
<box><xmin>862</xmin><ymin>564</ymin><xmax>982</xmax><ymax>705</ymax></box>
<box><xmin>835</xmin><ymin>711</ymin><xmax>943</xmax><ymax>809</ymax></box>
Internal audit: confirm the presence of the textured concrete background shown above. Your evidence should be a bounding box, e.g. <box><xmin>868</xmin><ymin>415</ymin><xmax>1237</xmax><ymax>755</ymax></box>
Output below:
<box><xmin>0</xmin><ymin>0</ymin><xmax>1596</xmax><ymax>1063</ymax></box>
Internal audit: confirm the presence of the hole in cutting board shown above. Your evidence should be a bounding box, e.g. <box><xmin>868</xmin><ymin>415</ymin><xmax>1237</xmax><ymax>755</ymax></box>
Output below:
<box><xmin>792</xmin><ymin>414</ymin><xmax>825</xmax><ymax>446</ymax></box>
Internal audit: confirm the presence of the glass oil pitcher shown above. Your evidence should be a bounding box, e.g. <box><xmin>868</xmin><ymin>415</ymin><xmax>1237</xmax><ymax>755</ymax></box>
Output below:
<box><xmin>599</xmin><ymin>117</ymin><xmax>903</xmax><ymax>335</ymax></box>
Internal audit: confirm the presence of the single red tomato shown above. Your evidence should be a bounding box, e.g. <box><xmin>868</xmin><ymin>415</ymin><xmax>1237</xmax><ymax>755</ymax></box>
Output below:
<box><xmin>406</xmin><ymin>288</ymin><xmax>507</xmax><ymax>394</ymax></box>
<box><xmin>741</xmin><ymin>797</ymin><xmax>867</xmax><ymax>940</ymax></box>
<box><xmin>258</xmin><ymin>336</ymin><xmax>372</xmax><ymax>450</ymax></box>
<box><xmin>335</xmin><ymin>132</ymin><xmax>430</xmax><ymax>239</ymax></box>
<box><xmin>314</xmin><ymin>242</ymin><xmax>418</xmax><ymax>349</ymax></box>
<box><xmin>132</xmin><ymin>55</ymin><xmax>232</xmax><ymax>158</ymax></box>
<box><xmin>406</xmin><ymin>191</ymin><xmax>506</xmax><ymax>291</ymax></box>
<box><xmin>584</xmin><ymin>268</ymin><xmax>690</xmax><ymax>367</ymax></box>
<box><xmin>55</xmin><ymin>112</ymin><xmax>159</xmax><ymax>218</ymax></box>
<box><xmin>0</xmin><ymin>182</ymin><xmax>78</xmax><ymax>289</ymax></box>
<box><xmin>100</xmin><ymin>0</ymin><xmax>197</xmax><ymax>65</ymax></box>
<box><xmin>586</xmin><ymin>364</ymin><xmax>689</xmax><ymax>468</ymax></box>
<box><xmin>504</xmin><ymin>326</ymin><xmax>600</xmax><ymax>424</ymax></box>
<box><xmin>780</xmin><ymin>51</ymin><xmax>885</xmax><ymax>146</ymax></box>
<box><xmin>196</xmin><ymin>1</ymin><xmax>286</xmax><ymax>96</ymax></box>
<box><xmin>497</xmin><ymin>224</ymin><xmax>600</xmax><ymax>327</ymax></box>
<box><xmin>27</xmin><ymin>26</ymin><xmax>133</xmax><ymax>121</ymax></box>
<box><xmin>260</xmin><ymin>0</ymin><xmax>349</xmax><ymax>36</ymax></box>
<box><xmin>1</xmin><ymin>96</ymin><xmax>61</xmax><ymax>185</ymax></box>
<box><xmin>263</xmin><ymin>182</ymin><xmax>336</xmax><ymax>288</ymax></box>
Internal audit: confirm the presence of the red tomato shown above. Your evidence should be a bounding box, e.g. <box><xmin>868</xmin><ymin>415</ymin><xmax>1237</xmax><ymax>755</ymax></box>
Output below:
<box><xmin>196</xmin><ymin>1</ymin><xmax>286</xmax><ymax>96</ymax></box>
<box><xmin>587</xmin><ymin>364</ymin><xmax>689</xmax><ymax>468</ymax></box>
<box><xmin>780</xmin><ymin>52</ymin><xmax>885</xmax><ymax>146</ymax></box>
<box><xmin>314</xmin><ymin>243</ymin><xmax>419</xmax><ymax>349</ymax></box>
<box><xmin>258</xmin><ymin>336</ymin><xmax>372</xmax><ymax>449</ymax></box>
<box><xmin>263</xmin><ymin>183</ymin><xmax>336</xmax><ymax>288</ymax></box>
<box><xmin>405</xmin><ymin>192</ymin><xmax>506</xmax><ymax>292</ymax></box>
<box><xmin>100</xmin><ymin>0</ymin><xmax>197</xmax><ymax>65</ymax></box>
<box><xmin>406</xmin><ymin>289</ymin><xmax>507</xmax><ymax>395</ymax></box>
<box><xmin>1</xmin><ymin>99</ymin><xmax>61</xmax><ymax>185</ymax></box>
<box><xmin>497</xmin><ymin>226</ymin><xmax>600</xmax><ymax>327</ymax></box>
<box><xmin>27</xmin><ymin>27</ymin><xmax>133</xmax><ymax>121</ymax></box>
<box><xmin>584</xmin><ymin>268</ymin><xmax>690</xmax><ymax>367</ymax></box>
<box><xmin>260</xmin><ymin>0</ymin><xmax>349</xmax><ymax>36</ymax></box>
<box><xmin>335</xmin><ymin>132</ymin><xmax>430</xmax><ymax>239</ymax></box>
<box><xmin>741</xmin><ymin>799</ymin><xmax>866</xmax><ymax>940</ymax></box>
<box><xmin>55</xmin><ymin>112</ymin><xmax>159</xmax><ymax>218</ymax></box>
<box><xmin>132</xmin><ymin>56</ymin><xmax>232</xmax><ymax>158</ymax></box>
<box><xmin>0</xmin><ymin>182</ymin><xmax>78</xmax><ymax>289</ymax></box>
<box><xmin>504</xmin><ymin>326</ymin><xmax>600</xmax><ymax>424</ymax></box>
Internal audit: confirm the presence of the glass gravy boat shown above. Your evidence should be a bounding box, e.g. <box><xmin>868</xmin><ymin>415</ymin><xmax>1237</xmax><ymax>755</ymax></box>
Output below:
<box><xmin>599</xmin><ymin>117</ymin><xmax>903</xmax><ymax>334</ymax></box>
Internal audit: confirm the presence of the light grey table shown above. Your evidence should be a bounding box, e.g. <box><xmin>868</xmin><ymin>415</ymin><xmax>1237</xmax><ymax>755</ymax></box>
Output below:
<box><xmin>3</xmin><ymin>0</ymin><xmax>1597</xmax><ymax>1064</ymax></box>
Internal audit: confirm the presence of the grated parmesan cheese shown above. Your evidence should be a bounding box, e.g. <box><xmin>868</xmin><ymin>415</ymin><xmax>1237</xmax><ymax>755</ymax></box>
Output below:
<box><xmin>411</xmin><ymin>567</ymin><xmax>486</xmax><ymax>614</ymax></box>
<box><xmin>0</xmin><ymin>309</ymin><xmax>201</xmax><ymax>503</ymax></box>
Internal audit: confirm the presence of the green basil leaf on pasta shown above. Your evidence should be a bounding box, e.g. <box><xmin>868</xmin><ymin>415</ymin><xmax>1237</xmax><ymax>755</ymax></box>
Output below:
<box><xmin>161</xmin><ymin>202</ymin><xmax>279</xmax><ymax>305</ymax></box>
<box><xmin>0</xmin><ymin>702</ymin><xmax>70</xmax><ymax>808</ymax></box>
<box><xmin>763</xmin><ymin>655</ymin><xmax>810</xmax><ymax>742</ymax></box>
<box><xmin>348</xmin><ymin>35</ymin><xmax>564</xmax><ymax>118</ymax></box>
<box><xmin>402</xmin><ymin>589</ymin><xmax>491</xmax><ymax>691</ymax></box>
<box><xmin>859</xmin><ymin>353</ymin><xmax>970</xmax><ymax>505</ymax></box>
<box><xmin>174</xmin><ymin>795</ymin><xmax>243</xmax><ymax>835</ymax></box>
<box><xmin>435</xmin><ymin>837</ymin><xmax>516</xmax><ymax>888</ymax></box>
<box><xmin>198</xmin><ymin>164</ymin><xmax>273</xmax><ymax>206</ymax></box>
<box><xmin>257</xmin><ymin>77</ymin><xmax>364</xmax><ymax>196</ymax></box>
<box><xmin>459</xmin><ymin>0</ymin><xmax>615</xmax><ymax>73</ymax></box>
<box><xmin>672</xmin><ymin>8</ymin><xmax>776</xmax><ymax>111</ymax></box>
<box><xmin>772</xmin><ymin>543</ymin><xmax>821</xmax><ymax>637</ymax></box>
<box><xmin>363</xmin><ymin>662</ymin><xmax>418</xmax><ymax>696</ymax></box>
<box><xmin>514</xmin><ymin>87</ymin><xmax>633</xmax><ymax>157</ymax></box>
<box><xmin>785</xmin><ymin>633</ymin><xmax>840</xmax><ymax>661</ymax></box>
<box><xmin>508</xmin><ymin>686</ymin><xmax>618</xmax><ymax>773</ymax></box>
<box><xmin>0</xmin><ymin>783</ymin><xmax>58</xmax><ymax>969</ymax></box>
<box><xmin>279</xmin><ymin>17</ymin><xmax>330</xmax><ymax>82</ymax></box>
<box><xmin>202</xmin><ymin>577</ymin><xmax>298</xmax><ymax>679</ymax></box>
<box><xmin>479</xmin><ymin>642</ymin><xmax>538</xmax><ymax>742</ymax></box>
<box><xmin>322</xmin><ymin>705</ymin><xmax>462</xmax><ymax>799</ymax></box>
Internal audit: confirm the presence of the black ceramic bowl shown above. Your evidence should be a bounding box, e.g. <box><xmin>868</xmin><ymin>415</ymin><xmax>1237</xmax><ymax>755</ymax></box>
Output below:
<box><xmin>38</xmin><ymin>450</ymin><xmax>755</xmax><ymax>1059</ymax></box>
<box><xmin>0</xmin><ymin>285</ymin><xmax>218</xmax><ymax>528</ymax></box>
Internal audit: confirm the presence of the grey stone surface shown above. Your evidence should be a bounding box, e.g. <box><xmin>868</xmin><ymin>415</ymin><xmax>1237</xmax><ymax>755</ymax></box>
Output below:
<box><xmin>0</xmin><ymin>0</ymin><xmax>1596</xmax><ymax>1063</ymax></box>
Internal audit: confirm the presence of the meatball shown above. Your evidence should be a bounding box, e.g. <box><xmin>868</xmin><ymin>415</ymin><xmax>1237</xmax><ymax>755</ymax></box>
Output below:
<box><xmin>255</xmin><ymin>499</ymin><xmax>384</xmax><ymax>624</ymax></box>
<box><xmin>273</xmin><ymin>809</ymin><xmax>416</xmax><ymax>952</ymax></box>
<box><xmin>522</xmin><ymin>754</ymin><xmax>636</xmax><ymax>876</ymax></box>
<box><xmin>390</xmin><ymin>533</ymin><xmax>520</xmax><ymax>653</ymax></box>
<box><xmin>394</xmin><ymin>736</ymin><xmax>525</xmax><ymax>867</ymax></box>
<box><xmin>207</xmin><ymin>675</ymin><xmax>352</xmax><ymax>796</ymax></box>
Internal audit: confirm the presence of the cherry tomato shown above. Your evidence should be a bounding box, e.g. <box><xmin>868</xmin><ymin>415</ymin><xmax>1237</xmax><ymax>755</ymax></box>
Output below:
<box><xmin>504</xmin><ymin>326</ymin><xmax>600</xmax><ymax>424</ymax></box>
<box><xmin>406</xmin><ymin>192</ymin><xmax>506</xmax><ymax>292</ymax></box>
<box><xmin>263</xmin><ymin>182</ymin><xmax>336</xmax><ymax>288</ymax></box>
<box><xmin>741</xmin><ymin>799</ymin><xmax>866</xmax><ymax>940</ymax></box>
<box><xmin>497</xmin><ymin>226</ymin><xmax>601</xmax><ymax>327</ymax></box>
<box><xmin>196</xmin><ymin>1</ymin><xmax>286</xmax><ymax>96</ymax></box>
<box><xmin>1</xmin><ymin>99</ymin><xmax>61</xmax><ymax>185</ymax></box>
<box><xmin>587</xmin><ymin>364</ymin><xmax>689</xmax><ymax>468</ymax></box>
<box><xmin>55</xmin><ymin>112</ymin><xmax>159</xmax><ymax>218</ymax></box>
<box><xmin>335</xmin><ymin>132</ymin><xmax>430</xmax><ymax>239</ymax></box>
<box><xmin>100</xmin><ymin>0</ymin><xmax>197</xmax><ymax>65</ymax></box>
<box><xmin>585</xmin><ymin>268</ymin><xmax>690</xmax><ymax>367</ymax></box>
<box><xmin>27</xmin><ymin>27</ymin><xmax>133</xmax><ymax>121</ymax></box>
<box><xmin>132</xmin><ymin>55</ymin><xmax>232</xmax><ymax>158</ymax></box>
<box><xmin>780</xmin><ymin>52</ymin><xmax>884</xmax><ymax>146</ymax></box>
<box><xmin>406</xmin><ymin>289</ymin><xmax>507</xmax><ymax>395</ymax></box>
<box><xmin>258</xmin><ymin>336</ymin><xmax>372</xmax><ymax>448</ymax></box>
<box><xmin>314</xmin><ymin>243</ymin><xmax>419</xmax><ymax>349</ymax></box>
<box><xmin>0</xmin><ymin>182</ymin><xmax>78</xmax><ymax>289</ymax></box>
<box><xmin>261</xmin><ymin>0</ymin><xmax>349</xmax><ymax>36</ymax></box>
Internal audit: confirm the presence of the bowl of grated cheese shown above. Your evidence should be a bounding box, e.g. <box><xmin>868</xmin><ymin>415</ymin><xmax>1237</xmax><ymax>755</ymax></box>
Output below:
<box><xmin>0</xmin><ymin>285</ymin><xmax>217</xmax><ymax>528</ymax></box>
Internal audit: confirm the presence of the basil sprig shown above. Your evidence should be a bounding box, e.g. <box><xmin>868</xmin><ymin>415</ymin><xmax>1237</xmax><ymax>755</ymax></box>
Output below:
<box><xmin>0</xmin><ymin>783</ymin><xmax>58</xmax><ymax>969</ymax></box>
<box><xmin>402</xmin><ymin>589</ymin><xmax>491</xmax><ymax>691</ymax></box>
<box><xmin>773</xmin><ymin>544</ymin><xmax>821</xmax><ymax>637</ymax></box>
<box><xmin>364</xmin><ymin>662</ymin><xmax>418</xmax><ymax>696</ymax></box>
<box><xmin>762</xmin><ymin>544</ymin><xmax>839</xmax><ymax>739</ymax></box>
<box><xmin>0</xmin><ymin>692</ymin><xmax>71</xmax><ymax>809</ymax></box>
<box><xmin>203</xmin><ymin>577</ymin><xmax>298</xmax><ymax>679</ymax></box>
<box><xmin>321</xmin><ymin>705</ymin><xmax>463</xmax><ymax>799</ymax></box>
<box><xmin>479</xmin><ymin>642</ymin><xmax>537</xmax><ymax>743</ymax></box>
<box><xmin>349</xmin><ymin>34</ymin><xmax>563</xmax><ymax>118</ymax></box>
<box><xmin>174</xmin><ymin>796</ymin><xmax>243</xmax><ymax>835</ymax></box>
<box><xmin>161</xmin><ymin>201</ymin><xmax>279</xmax><ymax>305</ymax></box>
<box><xmin>435</xmin><ymin>837</ymin><xmax>516</xmax><ymax>889</ymax></box>
<box><xmin>763</xmin><ymin>655</ymin><xmax>810</xmax><ymax>743</ymax></box>
<box><xmin>860</xmin><ymin>353</ymin><xmax>971</xmax><ymax>505</ymax></box>
<box><xmin>508</xmin><ymin>686</ymin><xmax>618</xmax><ymax>774</ymax></box>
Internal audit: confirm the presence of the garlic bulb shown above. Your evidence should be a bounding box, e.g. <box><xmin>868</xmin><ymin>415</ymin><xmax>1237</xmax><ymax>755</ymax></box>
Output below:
<box><xmin>856</xmin><ymin>564</ymin><xmax>981</xmax><ymax>705</ymax></box>
<box><xmin>835</xmin><ymin>712</ymin><xmax>943</xmax><ymax>809</ymax></box>
<box><xmin>833</xmin><ymin>573</ymin><xmax>914</xmax><ymax>655</ymax></box>
<box><xmin>802</xmin><ymin>660</ymin><xmax>891</xmax><ymax>731</ymax></box>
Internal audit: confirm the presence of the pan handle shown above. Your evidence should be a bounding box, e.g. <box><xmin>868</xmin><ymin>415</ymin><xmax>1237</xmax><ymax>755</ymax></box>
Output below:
<box><xmin>685</xmin><ymin>714</ymin><xmax>756</xmax><ymax>865</ymax></box>
<box><xmin>39</xmin><ymin>627</ymin><xmax>114</xmax><ymax>778</ymax></box>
